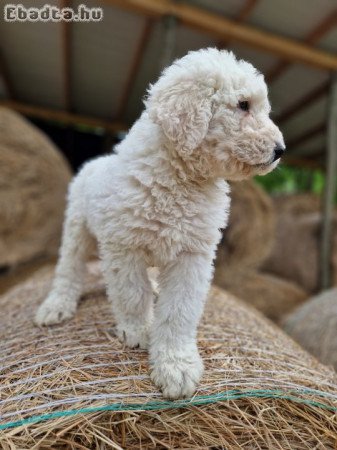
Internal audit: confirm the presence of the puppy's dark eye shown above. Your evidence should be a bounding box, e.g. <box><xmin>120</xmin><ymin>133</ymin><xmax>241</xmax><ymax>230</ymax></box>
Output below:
<box><xmin>238</xmin><ymin>101</ymin><xmax>249</xmax><ymax>112</ymax></box>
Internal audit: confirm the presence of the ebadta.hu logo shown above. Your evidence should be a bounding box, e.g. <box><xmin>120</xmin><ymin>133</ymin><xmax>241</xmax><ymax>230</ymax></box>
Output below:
<box><xmin>4</xmin><ymin>4</ymin><xmax>103</xmax><ymax>22</ymax></box>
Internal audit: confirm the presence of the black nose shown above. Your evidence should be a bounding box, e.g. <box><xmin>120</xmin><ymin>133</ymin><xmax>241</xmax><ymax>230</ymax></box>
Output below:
<box><xmin>273</xmin><ymin>144</ymin><xmax>285</xmax><ymax>162</ymax></box>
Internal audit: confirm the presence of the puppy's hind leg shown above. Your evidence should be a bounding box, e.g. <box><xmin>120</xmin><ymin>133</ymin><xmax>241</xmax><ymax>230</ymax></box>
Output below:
<box><xmin>101</xmin><ymin>248</ymin><xmax>154</xmax><ymax>349</ymax></box>
<box><xmin>35</xmin><ymin>208</ymin><xmax>93</xmax><ymax>326</ymax></box>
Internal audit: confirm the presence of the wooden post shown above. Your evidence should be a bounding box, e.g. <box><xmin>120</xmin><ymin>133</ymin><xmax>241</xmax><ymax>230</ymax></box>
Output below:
<box><xmin>160</xmin><ymin>15</ymin><xmax>177</xmax><ymax>70</ymax></box>
<box><xmin>320</xmin><ymin>74</ymin><xmax>337</xmax><ymax>289</ymax></box>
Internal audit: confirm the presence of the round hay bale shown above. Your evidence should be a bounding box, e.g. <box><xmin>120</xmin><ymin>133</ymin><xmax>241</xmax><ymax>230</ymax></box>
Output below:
<box><xmin>215</xmin><ymin>180</ymin><xmax>275</xmax><ymax>281</ymax></box>
<box><xmin>263</xmin><ymin>193</ymin><xmax>337</xmax><ymax>292</ymax></box>
<box><xmin>1</xmin><ymin>263</ymin><xmax>337</xmax><ymax>449</ymax></box>
<box><xmin>263</xmin><ymin>214</ymin><xmax>321</xmax><ymax>292</ymax></box>
<box><xmin>284</xmin><ymin>287</ymin><xmax>337</xmax><ymax>371</ymax></box>
<box><xmin>216</xmin><ymin>270</ymin><xmax>308</xmax><ymax>322</ymax></box>
<box><xmin>0</xmin><ymin>107</ymin><xmax>72</xmax><ymax>269</ymax></box>
<box><xmin>273</xmin><ymin>192</ymin><xmax>321</xmax><ymax>216</ymax></box>
<box><xmin>0</xmin><ymin>256</ymin><xmax>56</xmax><ymax>297</ymax></box>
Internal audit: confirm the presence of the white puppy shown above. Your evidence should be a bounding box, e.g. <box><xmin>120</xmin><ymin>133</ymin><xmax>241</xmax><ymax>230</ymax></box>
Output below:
<box><xmin>36</xmin><ymin>48</ymin><xmax>284</xmax><ymax>399</ymax></box>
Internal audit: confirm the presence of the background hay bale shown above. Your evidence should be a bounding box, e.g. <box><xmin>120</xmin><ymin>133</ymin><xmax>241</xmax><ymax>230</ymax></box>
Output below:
<box><xmin>214</xmin><ymin>180</ymin><xmax>275</xmax><ymax>281</ymax></box>
<box><xmin>284</xmin><ymin>287</ymin><xmax>337</xmax><ymax>371</ymax></box>
<box><xmin>273</xmin><ymin>192</ymin><xmax>321</xmax><ymax>216</ymax></box>
<box><xmin>263</xmin><ymin>214</ymin><xmax>321</xmax><ymax>293</ymax></box>
<box><xmin>262</xmin><ymin>193</ymin><xmax>337</xmax><ymax>293</ymax></box>
<box><xmin>216</xmin><ymin>270</ymin><xmax>308</xmax><ymax>322</ymax></box>
<box><xmin>0</xmin><ymin>257</ymin><xmax>56</xmax><ymax>297</ymax></box>
<box><xmin>213</xmin><ymin>182</ymin><xmax>308</xmax><ymax>323</ymax></box>
<box><xmin>0</xmin><ymin>107</ymin><xmax>72</xmax><ymax>269</ymax></box>
<box><xmin>1</xmin><ymin>263</ymin><xmax>337</xmax><ymax>449</ymax></box>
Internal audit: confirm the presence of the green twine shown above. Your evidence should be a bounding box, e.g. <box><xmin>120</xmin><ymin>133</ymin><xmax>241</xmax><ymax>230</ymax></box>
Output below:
<box><xmin>1</xmin><ymin>388</ymin><xmax>337</xmax><ymax>431</ymax></box>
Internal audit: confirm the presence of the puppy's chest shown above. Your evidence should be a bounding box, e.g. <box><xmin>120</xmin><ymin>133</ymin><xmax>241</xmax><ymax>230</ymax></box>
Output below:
<box><xmin>130</xmin><ymin>182</ymin><xmax>229</xmax><ymax>263</ymax></box>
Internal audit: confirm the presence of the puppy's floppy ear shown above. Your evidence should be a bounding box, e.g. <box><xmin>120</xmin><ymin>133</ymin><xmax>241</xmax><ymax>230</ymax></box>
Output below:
<box><xmin>147</xmin><ymin>80</ymin><xmax>214</xmax><ymax>155</ymax></box>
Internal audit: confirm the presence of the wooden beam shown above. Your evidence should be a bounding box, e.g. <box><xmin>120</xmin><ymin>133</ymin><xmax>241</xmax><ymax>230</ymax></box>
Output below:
<box><xmin>60</xmin><ymin>0</ymin><xmax>72</xmax><ymax>111</ymax></box>
<box><xmin>320</xmin><ymin>74</ymin><xmax>337</xmax><ymax>289</ymax></box>
<box><xmin>102</xmin><ymin>0</ymin><xmax>337</xmax><ymax>70</ymax></box>
<box><xmin>265</xmin><ymin>59</ymin><xmax>291</xmax><ymax>84</ymax></box>
<box><xmin>236</xmin><ymin>0</ymin><xmax>259</xmax><ymax>22</ymax></box>
<box><xmin>305</xmin><ymin>9</ymin><xmax>337</xmax><ymax>44</ymax></box>
<box><xmin>218</xmin><ymin>0</ymin><xmax>258</xmax><ymax>48</ymax></box>
<box><xmin>0</xmin><ymin>100</ymin><xmax>127</xmax><ymax>133</ymax></box>
<box><xmin>287</xmin><ymin>122</ymin><xmax>326</xmax><ymax>149</ymax></box>
<box><xmin>115</xmin><ymin>19</ymin><xmax>154</xmax><ymax>120</ymax></box>
<box><xmin>0</xmin><ymin>49</ymin><xmax>15</xmax><ymax>99</ymax></box>
<box><xmin>276</xmin><ymin>79</ymin><xmax>330</xmax><ymax>124</ymax></box>
<box><xmin>266</xmin><ymin>9</ymin><xmax>337</xmax><ymax>83</ymax></box>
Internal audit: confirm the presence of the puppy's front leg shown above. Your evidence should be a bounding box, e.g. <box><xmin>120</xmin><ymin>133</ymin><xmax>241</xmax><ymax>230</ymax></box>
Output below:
<box><xmin>150</xmin><ymin>252</ymin><xmax>214</xmax><ymax>399</ymax></box>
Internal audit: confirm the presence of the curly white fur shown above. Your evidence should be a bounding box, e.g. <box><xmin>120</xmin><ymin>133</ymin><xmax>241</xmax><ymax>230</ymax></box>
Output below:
<box><xmin>35</xmin><ymin>48</ymin><xmax>284</xmax><ymax>399</ymax></box>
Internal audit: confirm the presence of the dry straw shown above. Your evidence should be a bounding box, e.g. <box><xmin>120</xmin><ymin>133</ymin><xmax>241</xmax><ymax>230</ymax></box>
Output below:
<box><xmin>1</xmin><ymin>263</ymin><xmax>337</xmax><ymax>449</ymax></box>
<box><xmin>284</xmin><ymin>287</ymin><xmax>337</xmax><ymax>371</ymax></box>
<box><xmin>0</xmin><ymin>107</ymin><xmax>72</xmax><ymax>269</ymax></box>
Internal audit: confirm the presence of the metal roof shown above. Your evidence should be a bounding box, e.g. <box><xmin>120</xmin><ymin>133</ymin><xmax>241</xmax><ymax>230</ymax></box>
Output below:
<box><xmin>0</xmin><ymin>0</ymin><xmax>336</xmax><ymax>166</ymax></box>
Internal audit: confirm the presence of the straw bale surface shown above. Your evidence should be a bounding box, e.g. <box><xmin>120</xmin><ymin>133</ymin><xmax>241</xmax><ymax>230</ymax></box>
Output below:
<box><xmin>0</xmin><ymin>107</ymin><xmax>72</xmax><ymax>268</ymax></box>
<box><xmin>215</xmin><ymin>180</ymin><xmax>275</xmax><ymax>279</ymax></box>
<box><xmin>1</xmin><ymin>262</ymin><xmax>337</xmax><ymax>448</ymax></box>
<box><xmin>284</xmin><ymin>287</ymin><xmax>337</xmax><ymax>371</ymax></box>
<box><xmin>216</xmin><ymin>271</ymin><xmax>308</xmax><ymax>322</ymax></box>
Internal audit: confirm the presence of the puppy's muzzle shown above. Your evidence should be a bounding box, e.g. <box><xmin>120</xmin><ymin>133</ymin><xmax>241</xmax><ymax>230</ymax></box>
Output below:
<box><xmin>272</xmin><ymin>144</ymin><xmax>285</xmax><ymax>162</ymax></box>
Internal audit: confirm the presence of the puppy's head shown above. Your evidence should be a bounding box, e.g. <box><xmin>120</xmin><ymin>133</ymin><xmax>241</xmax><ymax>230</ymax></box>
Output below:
<box><xmin>146</xmin><ymin>48</ymin><xmax>284</xmax><ymax>181</ymax></box>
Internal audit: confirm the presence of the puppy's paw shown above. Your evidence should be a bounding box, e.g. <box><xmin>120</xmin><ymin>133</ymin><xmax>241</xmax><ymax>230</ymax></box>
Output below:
<box><xmin>113</xmin><ymin>323</ymin><xmax>149</xmax><ymax>350</ymax></box>
<box><xmin>35</xmin><ymin>294</ymin><xmax>76</xmax><ymax>326</ymax></box>
<box><xmin>150</xmin><ymin>350</ymin><xmax>203</xmax><ymax>399</ymax></box>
